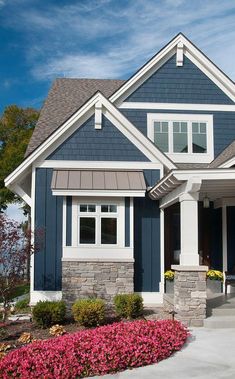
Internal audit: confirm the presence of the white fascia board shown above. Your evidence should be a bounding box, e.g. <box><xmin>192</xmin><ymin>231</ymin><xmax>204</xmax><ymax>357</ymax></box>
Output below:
<box><xmin>111</xmin><ymin>33</ymin><xmax>235</xmax><ymax>106</ymax></box>
<box><xmin>5</xmin><ymin>93</ymin><xmax>100</xmax><ymax>187</ymax></box>
<box><xmin>219</xmin><ymin>157</ymin><xmax>235</xmax><ymax>168</ymax></box>
<box><xmin>174</xmin><ymin>168</ymin><xmax>235</xmax><ymax>181</ymax></box>
<box><xmin>5</xmin><ymin>92</ymin><xmax>174</xmax><ymax>188</ymax></box>
<box><xmin>38</xmin><ymin>161</ymin><xmax>163</xmax><ymax>170</ymax></box>
<box><xmin>110</xmin><ymin>34</ymin><xmax>182</xmax><ymax>104</ymax></box>
<box><xmin>119</xmin><ymin>102</ymin><xmax>235</xmax><ymax>112</ymax></box>
<box><xmin>52</xmin><ymin>189</ymin><xmax>146</xmax><ymax>197</ymax></box>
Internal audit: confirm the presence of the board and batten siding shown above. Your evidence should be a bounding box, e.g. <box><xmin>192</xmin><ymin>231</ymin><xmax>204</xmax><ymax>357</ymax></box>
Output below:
<box><xmin>34</xmin><ymin>168</ymin><xmax>63</xmax><ymax>291</ymax></box>
<box><xmin>121</xmin><ymin>109</ymin><xmax>235</xmax><ymax>160</ymax></box>
<box><xmin>125</xmin><ymin>54</ymin><xmax>233</xmax><ymax>104</ymax></box>
<box><xmin>134</xmin><ymin>170</ymin><xmax>161</xmax><ymax>292</ymax></box>
<box><xmin>47</xmin><ymin>115</ymin><xmax>149</xmax><ymax>162</ymax></box>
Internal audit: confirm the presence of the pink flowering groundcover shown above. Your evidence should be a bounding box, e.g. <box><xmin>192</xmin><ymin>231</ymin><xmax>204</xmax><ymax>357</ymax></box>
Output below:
<box><xmin>0</xmin><ymin>319</ymin><xmax>188</xmax><ymax>378</ymax></box>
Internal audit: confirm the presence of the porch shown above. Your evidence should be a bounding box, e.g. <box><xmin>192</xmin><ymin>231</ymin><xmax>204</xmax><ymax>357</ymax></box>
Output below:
<box><xmin>149</xmin><ymin>168</ymin><xmax>235</xmax><ymax>326</ymax></box>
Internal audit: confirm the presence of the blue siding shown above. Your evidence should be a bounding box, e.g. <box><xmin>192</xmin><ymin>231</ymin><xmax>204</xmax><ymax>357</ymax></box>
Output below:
<box><xmin>34</xmin><ymin>168</ymin><xmax>63</xmax><ymax>291</ymax></box>
<box><xmin>211</xmin><ymin>207</ymin><xmax>222</xmax><ymax>270</ymax></box>
<box><xmin>66</xmin><ymin>196</ymin><xmax>72</xmax><ymax>246</ymax></box>
<box><xmin>121</xmin><ymin>109</ymin><xmax>235</xmax><ymax>159</ymax></box>
<box><xmin>227</xmin><ymin>206</ymin><xmax>235</xmax><ymax>272</ymax></box>
<box><xmin>126</xmin><ymin>54</ymin><xmax>233</xmax><ymax>104</ymax></box>
<box><xmin>125</xmin><ymin>197</ymin><xmax>130</xmax><ymax>247</ymax></box>
<box><xmin>48</xmin><ymin>115</ymin><xmax>149</xmax><ymax>162</ymax></box>
<box><xmin>134</xmin><ymin>170</ymin><xmax>161</xmax><ymax>292</ymax></box>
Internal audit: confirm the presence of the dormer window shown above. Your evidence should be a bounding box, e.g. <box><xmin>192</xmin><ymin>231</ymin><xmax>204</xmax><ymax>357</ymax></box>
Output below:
<box><xmin>147</xmin><ymin>113</ymin><xmax>213</xmax><ymax>163</ymax></box>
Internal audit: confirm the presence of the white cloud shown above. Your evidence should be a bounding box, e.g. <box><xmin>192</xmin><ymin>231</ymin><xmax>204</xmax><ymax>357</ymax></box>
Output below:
<box><xmin>4</xmin><ymin>0</ymin><xmax>235</xmax><ymax>81</ymax></box>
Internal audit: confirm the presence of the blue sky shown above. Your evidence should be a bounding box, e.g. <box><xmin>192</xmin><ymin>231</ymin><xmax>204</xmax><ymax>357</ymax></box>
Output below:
<box><xmin>1</xmin><ymin>0</ymin><xmax>235</xmax><ymax>114</ymax></box>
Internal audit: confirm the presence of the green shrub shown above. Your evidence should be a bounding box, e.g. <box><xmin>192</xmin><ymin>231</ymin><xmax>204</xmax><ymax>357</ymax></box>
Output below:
<box><xmin>114</xmin><ymin>293</ymin><xmax>143</xmax><ymax>319</ymax></box>
<box><xmin>32</xmin><ymin>301</ymin><xmax>66</xmax><ymax>328</ymax></box>
<box><xmin>72</xmin><ymin>298</ymin><xmax>105</xmax><ymax>327</ymax></box>
<box><xmin>15</xmin><ymin>296</ymin><xmax>30</xmax><ymax>313</ymax></box>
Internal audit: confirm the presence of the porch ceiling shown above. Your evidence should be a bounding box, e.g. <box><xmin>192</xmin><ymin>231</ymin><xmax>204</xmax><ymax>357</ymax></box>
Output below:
<box><xmin>200</xmin><ymin>179</ymin><xmax>235</xmax><ymax>201</ymax></box>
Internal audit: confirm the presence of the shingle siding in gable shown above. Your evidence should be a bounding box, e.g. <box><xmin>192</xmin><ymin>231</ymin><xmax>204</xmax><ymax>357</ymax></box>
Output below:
<box><xmin>48</xmin><ymin>115</ymin><xmax>149</xmax><ymax>161</ymax></box>
<box><xmin>126</xmin><ymin>54</ymin><xmax>233</xmax><ymax>104</ymax></box>
<box><xmin>121</xmin><ymin>109</ymin><xmax>235</xmax><ymax>159</ymax></box>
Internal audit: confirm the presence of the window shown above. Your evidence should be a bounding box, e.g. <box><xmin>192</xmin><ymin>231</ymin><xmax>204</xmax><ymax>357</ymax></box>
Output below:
<box><xmin>148</xmin><ymin>113</ymin><xmax>213</xmax><ymax>163</ymax></box>
<box><xmin>78</xmin><ymin>203</ymin><xmax>118</xmax><ymax>246</ymax></box>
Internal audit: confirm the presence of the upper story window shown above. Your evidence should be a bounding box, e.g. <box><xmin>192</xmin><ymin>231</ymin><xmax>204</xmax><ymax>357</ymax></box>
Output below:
<box><xmin>147</xmin><ymin>113</ymin><xmax>213</xmax><ymax>163</ymax></box>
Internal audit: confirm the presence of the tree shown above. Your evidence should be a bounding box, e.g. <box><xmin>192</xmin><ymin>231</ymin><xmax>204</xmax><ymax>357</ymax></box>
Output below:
<box><xmin>0</xmin><ymin>105</ymin><xmax>39</xmax><ymax>211</ymax></box>
<box><xmin>0</xmin><ymin>214</ymin><xmax>33</xmax><ymax>321</ymax></box>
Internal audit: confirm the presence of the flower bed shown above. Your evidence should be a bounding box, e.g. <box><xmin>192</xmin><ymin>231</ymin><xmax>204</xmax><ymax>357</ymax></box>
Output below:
<box><xmin>0</xmin><ymin>319</ymin><xmax>188</xmax><ymax>378</ymax></box>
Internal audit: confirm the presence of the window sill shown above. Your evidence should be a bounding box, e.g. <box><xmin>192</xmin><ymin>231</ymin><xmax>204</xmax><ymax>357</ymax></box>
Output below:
<box><xmin>166</xmin><ymin>152</ymin><xmax>213</xmax><ymax>163</ymax></box>
<box><xmin>63</xmin><ymin>246</ymin><xmax>133</xmax><ymax>260</ymax></box>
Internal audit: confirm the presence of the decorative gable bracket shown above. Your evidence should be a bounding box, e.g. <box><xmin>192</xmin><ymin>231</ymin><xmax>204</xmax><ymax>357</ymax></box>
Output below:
<box><xmin>95</xmin><ymin>101</ymin><xmax>102</xmax><ymax>129</ymax></box>
<box><xmin>176</xmin><ymin>42</ymin><xmax>184</xmax><ymax>66</ymax></box>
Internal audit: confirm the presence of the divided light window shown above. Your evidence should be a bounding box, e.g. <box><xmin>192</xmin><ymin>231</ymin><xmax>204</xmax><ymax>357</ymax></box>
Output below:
<box><xmin>78</xmin><ymin>203</ymin><xmax>118</xmax><ymax>246</ymax></box>
<box><xmin>153</xmin><ymin>119</ymin><xmax>207</xmax><ymax>154</ymax></box>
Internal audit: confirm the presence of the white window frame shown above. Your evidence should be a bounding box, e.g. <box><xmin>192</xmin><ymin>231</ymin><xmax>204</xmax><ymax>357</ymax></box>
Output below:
<box><xmin>147</xmin><ymin>113</ymin><xmax>214</xmax><ymax>163</ymax></box>
<box><xmin>78</xmin><ymin>201</ymin><xmax>119</xmax><ymax>247</ymax></box>
<box><xmin>62</xmin><ymin>197</ymin><xmax>135</xmax><ymax>260</ymax></box>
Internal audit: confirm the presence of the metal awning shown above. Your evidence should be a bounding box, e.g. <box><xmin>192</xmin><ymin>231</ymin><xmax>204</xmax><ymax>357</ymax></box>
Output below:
<box><xmin>51</xmin><ymin>169</ymin><xmax>146</xmax><ymax>197</ymax></box>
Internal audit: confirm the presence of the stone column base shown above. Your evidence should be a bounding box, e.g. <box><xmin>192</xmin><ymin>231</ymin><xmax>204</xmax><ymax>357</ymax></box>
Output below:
<box><xmin>62</xmin><ymin>259</ymin><xmax>134</xmax><ymax>308</ymax></box>
<box><xmin>171</xmin><ymin>265</ymin><xmax>208</xmax><ymax>327</ymax></box>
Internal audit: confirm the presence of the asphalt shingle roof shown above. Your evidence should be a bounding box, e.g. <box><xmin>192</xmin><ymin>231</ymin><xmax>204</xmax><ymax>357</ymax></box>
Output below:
<box><xmin>209</xmin><ymin>141</ymin><xmax>235</xmax><ymax>168</ymax></box>
<box><xmin>25</xmin><ymin>78</ymin><xmax>125</xmax><ymax>157</ymax></box>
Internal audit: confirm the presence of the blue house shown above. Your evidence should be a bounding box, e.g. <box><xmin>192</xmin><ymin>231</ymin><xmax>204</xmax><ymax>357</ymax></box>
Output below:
<box><xmin>5</xmin><ymin>34</ymin><xmax>235</xmax><ymax>326</ymax></box>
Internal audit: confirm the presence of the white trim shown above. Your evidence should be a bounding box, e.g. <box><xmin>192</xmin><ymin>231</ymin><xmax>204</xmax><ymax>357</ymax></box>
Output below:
<box><xmin>176</xmin><ymin>41</ymin><xmax>184</xmax><ymax>66</ymax></box>
<box><xmin>63</xmin><ymin>247</ymin><xmax>133</xmax><ymax>260</ymax></box>
<box><xmin>147</xmin><ymin>113</ymin><xmax>214</xmax><ymax>163</ymax></box>
<box><xmin>95</xmin><ymin>101</ymin><xmax>102</xmax><ymax>129</ymax></box>
<box><xmin>222</xmin><ymin>205</ymin><xmax>228</xmax><ymax>272</ymax></box>
<box><xmin>30</xmin><ymin>166</ymin><xmax>36</xmax><ymax>302</ymax></box>
<box><xmin>130</xmin><ymin>197</ymin><xmax>134</xmax><ymax>248</ymax></box>
<box><xmin>52</xmin><ymin>190</ymin><xmax>146</xmax><ymax>197</ymax></box>
<box><xmin>137</xmin><ymin>292</ymin><xmax>163</xmax><ymax>305</ymax></box>
<box><xmin>62</xmin><ymin>257</ymin><xmax>134</xmax><ymax>262</ymax></box>
<box><xmin>72</xmin><ymin>197</ymin><xmax>78</xmax><ymax>246</ymax></box>
<box><xmin>219</xmin><ymin>156</ymin><xmax>235</xmax><ymax>168</ymax></box>
<box><xmin>5</xmin><ymin>92</ymin><xmax>175</xmax><ymax>189</ymax></box>
<box><xmin>30</xmin><ymin>291</ymin><xmax>62</xmax><ymax>306</ymax></box>
<box><xmin>119</xmin><ymin>102</ymin><xmax>235</xmax><ymax>112</ymax></box>
<box><xmin>112</xmin><ymin>33</ymin><xmax>235</xmax><ymax>105</ymax></box>
<box><xmin>159</xmin><ymin>208</ymin><xmax>165</xmax><ymax>293</ymax></box>
<box><xmin>11</xmin><ymin>184</ymin><xmax>32</xmax><ymax>207</ymax></box>
<box><xmin>37</xmin><ymin>161</ymin><xmax>163</xmax><ymax>170</ymax></box>
<box><xmin>62</xmin><ymin>197</ymin><xmax>66</xmax><ymax>247</ymax></box>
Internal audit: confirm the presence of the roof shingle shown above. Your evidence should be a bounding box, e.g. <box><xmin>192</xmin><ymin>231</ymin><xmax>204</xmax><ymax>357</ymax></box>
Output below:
<box><xmin>25</xmin><ymin>78</ymin><xmax>125</xmax><ymax>157</ymax></box>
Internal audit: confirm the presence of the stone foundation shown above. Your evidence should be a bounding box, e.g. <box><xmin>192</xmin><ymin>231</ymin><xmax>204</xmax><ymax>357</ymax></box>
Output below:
<box><xmin>62</xmin><ymin>259</ymin><xmax>134</xmax><ymax>307</ymax></box>
<box><xmin>172</xmin><ymin>265</ymin><xmax>208</xmax><ymax>327</ymax></box>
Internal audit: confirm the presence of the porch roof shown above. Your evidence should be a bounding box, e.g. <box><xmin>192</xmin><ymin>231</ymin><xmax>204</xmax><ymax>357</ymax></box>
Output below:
<box><xmin>51</xmin><ymin>169</ymin><xmax>146</xmax><ymax>197</ymax></box>
<box><xmin>149</xmin><ymin>168</ymin><xmax>235</xmax><ymax>204</ymax></box>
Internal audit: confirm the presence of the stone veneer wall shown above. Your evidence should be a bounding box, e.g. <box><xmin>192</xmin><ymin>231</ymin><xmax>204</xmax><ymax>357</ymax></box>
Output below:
<box><xmin>62</xmin><ymin>260</ymin><xmax>134</xmax><ymax>307</ymax></box>
<box><xmin>173</xmin><ymin>266</ymin><xmax>207</xmax><ymax>327</ymax></box>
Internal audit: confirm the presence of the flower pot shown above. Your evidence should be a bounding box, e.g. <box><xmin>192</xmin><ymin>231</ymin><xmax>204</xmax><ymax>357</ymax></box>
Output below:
<box><xmin>165</xmin><ymin>280</ymin><xmax>174</xmax><ymax>294</ymax></box>
<box><xmin>207</xmin><ymin>280</ymin><xmax>223</xmax><ymax>294</ymax></box>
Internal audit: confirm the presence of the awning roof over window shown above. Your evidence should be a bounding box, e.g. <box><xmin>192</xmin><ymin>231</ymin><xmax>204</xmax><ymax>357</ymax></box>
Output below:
<box><xmin>51</xmin><ymin>169</ymin><xmax>146</xmax><ymax>197</ymax></box>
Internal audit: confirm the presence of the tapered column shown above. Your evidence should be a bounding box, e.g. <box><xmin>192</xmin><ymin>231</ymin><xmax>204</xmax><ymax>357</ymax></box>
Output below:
<box><xmin>179</xmin><ymin>193</ymin><xmax>199</xmax><ymax>266</ymax></box>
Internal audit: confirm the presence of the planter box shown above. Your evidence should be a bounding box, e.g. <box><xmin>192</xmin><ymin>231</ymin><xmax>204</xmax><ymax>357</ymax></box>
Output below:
<box><xmin>165</xmin><ymin>280</ymin><xmax>174</xmax><ymax>294</ymax></box>
<box><xmin>207</xmin><ymin>280</ymin><xmax>223</xmax><ymax>294</ymax></box>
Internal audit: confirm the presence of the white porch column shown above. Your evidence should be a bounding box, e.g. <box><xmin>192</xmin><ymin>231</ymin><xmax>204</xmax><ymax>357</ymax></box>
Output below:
<box><xmin>179</xmin><ymin>192</ymin><xmax>199</xmax><ymax>266</ymax></box>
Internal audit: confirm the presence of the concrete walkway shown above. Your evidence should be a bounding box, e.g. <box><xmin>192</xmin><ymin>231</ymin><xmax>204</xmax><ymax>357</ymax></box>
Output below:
<box><xmin>94</xmin><ymin>328</ymin><xmax>235</xmax><ymax>379</ymax></box>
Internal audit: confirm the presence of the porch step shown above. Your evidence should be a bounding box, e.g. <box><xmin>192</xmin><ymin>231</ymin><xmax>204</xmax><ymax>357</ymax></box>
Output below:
<box><xmin>204</xmin><ymin>315</ymin><xmax>235</xmax><ymax>328</ymax></box>
<box><xmin>212</xmin><ymin>307</ymin><xmax>235</xmax><ymax>316</ymax></box>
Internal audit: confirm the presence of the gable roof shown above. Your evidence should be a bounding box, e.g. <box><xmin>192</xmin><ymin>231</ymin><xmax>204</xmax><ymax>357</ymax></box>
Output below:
<box><xmin>26</xmin><ymin>78</ymin><xmax>125</xmax><ymax>156</ymax></box>
<box><xmin>209</xmin><ymin>141</ymin><xmax>235</xmax><ymax>168</ymax></box>
<box><xmin>110</xmin><ymin>33</ymin><xmax>235</xmax><ymax>105</ymax></box>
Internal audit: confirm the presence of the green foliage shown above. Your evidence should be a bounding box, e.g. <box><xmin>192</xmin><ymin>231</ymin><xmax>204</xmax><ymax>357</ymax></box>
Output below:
<box><xmin>72</xmin><ymin>298</ymin><xmax>105</xmax><ymax>327</ymax></box>
<box><xmin>15</xmin><ymin>296</ymin><xmax>30</xmax><ymax>313</ymax></box>
<box><xmin>0</xmin><ymin>105</ymin><xmax>39</xmax><ymax>210</ymax></box>
<box><xmin>32</xmin><ymin>301</ymin><xmax>66</xmax><ymax>328</ymax></box>
<box><xmin>114</xmin><ymin>293</ymin><xmax>143</xmax><ymax>319</ymax></box>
